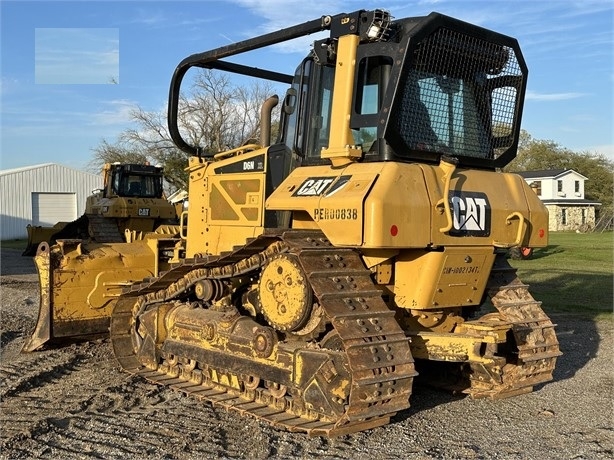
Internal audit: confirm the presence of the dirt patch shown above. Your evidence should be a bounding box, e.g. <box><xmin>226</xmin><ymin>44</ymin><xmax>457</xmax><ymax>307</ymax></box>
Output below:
<box><xmin>1</xmin><ymin>248</ymin><xmax>612</xmax><ymax>459</ymax></box>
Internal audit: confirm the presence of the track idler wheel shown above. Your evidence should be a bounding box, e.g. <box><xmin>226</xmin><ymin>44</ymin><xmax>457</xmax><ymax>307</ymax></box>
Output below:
<box><xmin>258</xmin><ymin>254</ymin><xmax>313</xmax><ymax>333</ymax></box>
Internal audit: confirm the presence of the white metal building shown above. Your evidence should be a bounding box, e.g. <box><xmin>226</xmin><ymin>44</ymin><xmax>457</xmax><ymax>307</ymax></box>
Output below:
<box><xmin>0</xmin><ymin>163</ymin><xmax>102</xmax><ymax>240</ymax></box>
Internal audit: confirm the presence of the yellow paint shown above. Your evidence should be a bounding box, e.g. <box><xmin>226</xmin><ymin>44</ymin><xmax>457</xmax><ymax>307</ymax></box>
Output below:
<box><xmin>40</xmin><ymin>240</ymin><xmax>157</xmax><ymax>324</ymax></box>
<box><xmin>185</xmin><ymin>148</ymin><xmax>268</xmax><ymax>257</ymax></box>
<box><xmin>320</xmin><ymin>34</ymin><xmax>362</xmax><ymax>167</ymax></box>
<box><xmin>394</xmin><ymin>246</ymin><xmax>495</xmax><ymax>310</ymax></box>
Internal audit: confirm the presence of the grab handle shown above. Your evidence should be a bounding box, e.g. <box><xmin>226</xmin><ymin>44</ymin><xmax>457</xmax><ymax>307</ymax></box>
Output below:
<box><xmin>179</xmin><ymin>210</ymin><xmax>189</xmax><ymax>240</ymax></box>
<box><xmin>436</xmin><ymin>156</ymin><xmax>458</xmax><ymax>234</ymax></box>
<box><xmin>493</xmin><ymin>212</ymin><xmax>526</xmax><ymax>247</ymax></box>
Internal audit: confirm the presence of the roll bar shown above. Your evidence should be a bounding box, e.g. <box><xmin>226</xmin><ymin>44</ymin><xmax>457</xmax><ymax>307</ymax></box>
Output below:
<box><xmin>168</xmin><ymin>15</ymin><xmax>336</xmax><ymax>156</ymax></box>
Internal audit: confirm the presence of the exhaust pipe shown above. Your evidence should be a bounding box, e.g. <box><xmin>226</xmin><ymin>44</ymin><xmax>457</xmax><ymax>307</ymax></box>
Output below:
<box><xmin>259</xmin><ymin>95</ymin><xmax>279</xmax><ymax>147</ymax></box>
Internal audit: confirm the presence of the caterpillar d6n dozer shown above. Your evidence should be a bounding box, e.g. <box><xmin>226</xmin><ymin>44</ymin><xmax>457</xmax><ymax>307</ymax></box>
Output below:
<box><xmin>25</xmin><ymin>9</ymin><xmax>561</xmax><ymax>436</ymax></box>
<box><xmin>22</xmin><ymin>162</ymin><xmax>177</xmax><ymax>256</ymax></box>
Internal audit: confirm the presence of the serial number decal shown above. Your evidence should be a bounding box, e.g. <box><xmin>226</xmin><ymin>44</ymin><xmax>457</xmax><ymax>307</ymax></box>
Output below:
<box><xmin>138</xmin><ymin>208</ymin><xmax>150</xmax><ymax>216</ymax></box>
<box><xmin>314</xmin><ymin>208</ymin><xmax>358</xmax><ymax>220</ymax></box>
<box><xmin>442</xmin><ymin>266</ymin><xmax>480</xmax><ymax>275</ymax></box>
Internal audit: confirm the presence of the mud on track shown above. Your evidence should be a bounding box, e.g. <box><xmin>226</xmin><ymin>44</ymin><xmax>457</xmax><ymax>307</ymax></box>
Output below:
<box><xmin>1</xmin><ymin>248</ymin><xmax>612</xmax><ymax>459</ymax></box>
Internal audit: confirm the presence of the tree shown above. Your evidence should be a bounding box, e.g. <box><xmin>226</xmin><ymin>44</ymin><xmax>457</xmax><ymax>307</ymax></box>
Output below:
<box><xmin>507</xmin><ymin>130</ymin><xmax>614</xmax><ymax>209</ymax></box>
<box><xmin>569</xmin><ymin>151</ymin><xmax>614</xmax><ymax>210</ymax></box>
<box><xmin>90</xmin><ymin>70</ymin><xmax>278</xmax><ymax>190</ymax></box>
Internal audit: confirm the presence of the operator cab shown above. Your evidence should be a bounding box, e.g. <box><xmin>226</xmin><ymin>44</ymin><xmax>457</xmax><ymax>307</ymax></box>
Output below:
<box><xmin>108</xmin><ymin>164</ymin><xmax>165</xmax><ymax>199</ymax></box>
<box><xmin>279</xmin><ymin>11</ymin><xmax>526</xmax><ymax>170</ymax></box>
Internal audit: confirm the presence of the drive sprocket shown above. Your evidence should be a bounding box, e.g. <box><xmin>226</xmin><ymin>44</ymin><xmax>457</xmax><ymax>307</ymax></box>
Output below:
<box><xmin>258</xmin><ymin>253</ymin><xmax>313</xmax><ymax>332</ymax></box>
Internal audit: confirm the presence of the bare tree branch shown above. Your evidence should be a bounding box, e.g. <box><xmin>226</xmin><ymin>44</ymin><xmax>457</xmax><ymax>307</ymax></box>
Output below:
<box><xmin>90</xmin><ymin>70</ymin><xmax>278</xmax><ymax>191</ymax></box>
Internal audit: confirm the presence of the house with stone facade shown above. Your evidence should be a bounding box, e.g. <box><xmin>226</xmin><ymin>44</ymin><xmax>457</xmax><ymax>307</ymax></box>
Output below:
<box><xmin>517</xmin><ymin>169</ymin><xmax>601</xmax><ymax>231</ymax></box>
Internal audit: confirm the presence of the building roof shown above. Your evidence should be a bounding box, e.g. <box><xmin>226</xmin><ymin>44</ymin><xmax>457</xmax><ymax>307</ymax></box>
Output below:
<box><xmin>0</xmin><ymin>163</ymin><xmax>54</xmax><ymax>176</ymax></box>
<box><xmin>517</xmin><ymin>169</ymin><xmax>588</xmax><ymax>180</ymax></box>
<box><xmin>0</xmin><ymin>163</ymin><xmax>99</xmax><ymax>178</ymax></box>
<box><xmin>541</xmin><ymin>198</ymin><xmax>601</xmax><ymax>206</ymax></box>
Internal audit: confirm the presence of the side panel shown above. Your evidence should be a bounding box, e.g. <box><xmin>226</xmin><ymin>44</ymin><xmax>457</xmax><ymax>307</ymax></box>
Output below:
<box><xmin>365</xmin><ymin>162</ymin><xmax>548</xmax><ymax>249</ymax></box>
<box><xmin>266</xmin><ymin>164</ymin><xmax>382</xmax><ymax>246</ymax></box>
<box><xmin>363</xmin><ymin>163</ymin><xmax>432</xmax><ymax>248</ymax></box>
<box><xmin>394</xmin><ymin>246</ymin><xmax>496</xmax><ymax>309</ymax></box>
<box><xmin>185</xmin><ymin>150</ymin><xmax>268</xmax><ymax>257</ymax></box>
<box><xmin>421</xmin><ymin>167</ymin><xmax>549</xmax><ymax>248</ymax></box>
<box><xmin>313</xmin><ymin>172</ymin><xmax>379</xmax><ymax>244</ymax></box>
<box><xmin>269</xmin><ymin>161</ymin><xmax>548</xmax><ymax>251</ymax></box>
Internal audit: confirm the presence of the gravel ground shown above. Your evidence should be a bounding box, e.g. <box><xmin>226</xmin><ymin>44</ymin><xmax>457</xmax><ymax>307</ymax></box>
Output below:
<box><xmin>1</xmin><ymin>247</ymin><xmax>612</xmax><ymax>459</ymax></box>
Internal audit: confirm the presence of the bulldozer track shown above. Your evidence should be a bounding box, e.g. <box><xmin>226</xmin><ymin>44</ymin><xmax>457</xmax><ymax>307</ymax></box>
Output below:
<box><xmin>87</xmin><ymin>214</ymin><xmax>124</xmax><ymax>243</ymax></box>
<box><xmin>110</xmin><ymin>230</ymin><xmax>416</xmax><ymax>436</ymax></box>
<box><xmin>465</xmin><ymin>254</ymin><xmax>562</xmax><ymax>399</ymax></box>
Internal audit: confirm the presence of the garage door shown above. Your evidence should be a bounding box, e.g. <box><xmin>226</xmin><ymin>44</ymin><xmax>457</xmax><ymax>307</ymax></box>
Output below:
<box><xmin>32</xmin><ymin>192</ymin><xmax>77</xmax><ymax>226</ymax></box>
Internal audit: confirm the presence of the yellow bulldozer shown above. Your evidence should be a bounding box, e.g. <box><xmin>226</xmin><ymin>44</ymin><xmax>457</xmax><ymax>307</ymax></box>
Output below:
<box><xmin>22</xmin><ymin>162</ymin><xmax>178</xmax><ymax>255</ymax></box>
<box><xmin>24</xmin><ymin>9</ymin><xmax>561</xmax><ymax>436</ymax></box>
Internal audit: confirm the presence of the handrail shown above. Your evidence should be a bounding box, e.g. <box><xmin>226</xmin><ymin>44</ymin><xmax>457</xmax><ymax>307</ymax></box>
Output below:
<box><xmin>213</xmin><ymin>144</ymin><xmax>261</xmax><ymax>160</ymax></box>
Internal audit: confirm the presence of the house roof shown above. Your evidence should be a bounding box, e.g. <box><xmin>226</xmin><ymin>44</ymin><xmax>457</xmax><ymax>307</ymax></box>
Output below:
<box><xmin>541</xmin><ymin>198</ymin><xmax>601</xmax><ymax>206</ymax></box>
<box><xmin>517</xmin><ymin>169</ymin><xmax>588</xmax><ymax>180</ymax></box>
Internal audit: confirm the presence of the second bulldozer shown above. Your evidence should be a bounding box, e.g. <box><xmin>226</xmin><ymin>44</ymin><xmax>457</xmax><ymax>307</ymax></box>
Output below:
<box><xmin>23</xmin><ymin>162</ymin><xmax>178</xmax><ymax>255</ymax></box>
<box><xmin>25</xmin><ymin>8</ymin><xmax>561</xmax><ymax>436</ymax></box>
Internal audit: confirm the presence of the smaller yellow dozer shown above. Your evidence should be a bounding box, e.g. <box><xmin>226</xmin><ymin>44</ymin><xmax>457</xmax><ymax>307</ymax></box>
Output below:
<box><xmin>22</xmin><ymin>162</ymin><xmax>177</xmax><ymax>256</ymax></box>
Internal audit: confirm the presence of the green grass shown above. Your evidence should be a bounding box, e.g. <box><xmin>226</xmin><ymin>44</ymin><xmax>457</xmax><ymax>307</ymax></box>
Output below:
<box><xmin>510</xmin><ymin>232</ymin><xmax>613</xmax><ymax>319</ymax></box>
<box><xmin>1</xmin><ymin>239</ymin><xmax>27</xmax><ymax>250</ymax></box>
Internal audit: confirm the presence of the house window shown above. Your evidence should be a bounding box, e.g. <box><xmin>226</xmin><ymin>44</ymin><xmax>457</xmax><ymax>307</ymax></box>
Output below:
<box><xmin>575</xmin><ymin>181</ymin><xmax>580</xmax><ymax>193</ymax></box>
<box><xmin>557</xmin><ymin>180</ymin><xmax>563</xmax><ymax>192</ymax></box>
<box><xmin>561</xmin><ymin>208</ymin><xmax>567</xmax><ymax>225</ymax></box>
<box><xmin>530</xmin><ymin>181</ymin><xmax>542</xmax><ymax>196</ymax></box>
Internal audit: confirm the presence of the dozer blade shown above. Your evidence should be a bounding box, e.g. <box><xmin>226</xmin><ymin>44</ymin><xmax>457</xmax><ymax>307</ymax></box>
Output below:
<box><xmin>22</xmin><ymin>223</ymin><xmax>69</xmax><ymax>256</ymax></box>
<box><xmin>22</xmin><ymin>239</ymin><xmax>158</xmax><ymax>352</ymax></box>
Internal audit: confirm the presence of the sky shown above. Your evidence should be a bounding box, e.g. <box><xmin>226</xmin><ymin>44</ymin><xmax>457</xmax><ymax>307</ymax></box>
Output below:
<box><xmin>1</xmin><ymin>0</ymin><xmax>612</xmax><ymax>172</ymax></box>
